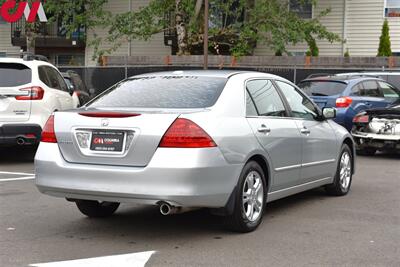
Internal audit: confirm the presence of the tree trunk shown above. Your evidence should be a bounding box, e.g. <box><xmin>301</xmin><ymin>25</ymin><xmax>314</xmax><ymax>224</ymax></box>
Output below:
<box><xmin>25</xmin><ymin>26</ymin><xmax>36</xmax><ymax>54</ymax></box>
<box><xmin>175</xmin><ymin>0</ymin><xmax>188</xmax><ymax>55</ymax></box>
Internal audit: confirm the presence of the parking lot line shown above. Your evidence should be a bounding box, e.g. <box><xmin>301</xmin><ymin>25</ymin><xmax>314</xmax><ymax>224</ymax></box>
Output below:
<box><xmin>29</xmin><ymin>251</ymin><xmax>156</xmax><ymax>267</ymax></box>
<box><xmin>0</xmin><ymin>176</ymin><xmax>35</xmax><ymax>182</ymax></box>
<box><xmin>0</xmin><ymin>171</ymin><xmax>34</xmax><ymax>176</ymax></box>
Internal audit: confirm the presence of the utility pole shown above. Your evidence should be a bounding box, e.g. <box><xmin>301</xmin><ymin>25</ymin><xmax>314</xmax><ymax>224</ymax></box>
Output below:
<box><xmin>203</xmin><ymin>0</ymin><xmax>209</xmax><ymax>70</ymax></box>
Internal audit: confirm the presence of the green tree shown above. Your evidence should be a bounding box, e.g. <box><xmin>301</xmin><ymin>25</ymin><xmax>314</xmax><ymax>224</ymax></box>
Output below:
<box><xmin>377</xmin><ymin>19</ymin><xmax>392</xmax><ymax>57</ymax></box>
<box><xmin>0</xmin><ymin>0</ymin><xmax>340</xmax><ymax>59</ymax></box>
<box><xmin>104</xmin><ymin>0</ymin><xmax>340</xmax><ymax>58</ymax></box>
<box><xmin>0</xmin><ymin>0</ymin><xmax>109</xmax><ymax>54</ymax></box>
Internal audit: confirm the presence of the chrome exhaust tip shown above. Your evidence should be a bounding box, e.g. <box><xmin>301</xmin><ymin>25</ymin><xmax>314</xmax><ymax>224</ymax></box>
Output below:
<box><xmin>16</xmin><ymin>138</ymin><xmax>25</xmax><ymax>146</ymax></box>
<box><xmin>159</xmin><ymin>202</ymin><xmax>172</xmax><ymax>216</ymax></box>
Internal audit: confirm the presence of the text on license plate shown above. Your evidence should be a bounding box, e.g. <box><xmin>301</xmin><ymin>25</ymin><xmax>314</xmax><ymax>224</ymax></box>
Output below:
<box><xmin>90</xmin><ymin>131</ymin><xmax>125</xmax><ymax>152</ymax></box>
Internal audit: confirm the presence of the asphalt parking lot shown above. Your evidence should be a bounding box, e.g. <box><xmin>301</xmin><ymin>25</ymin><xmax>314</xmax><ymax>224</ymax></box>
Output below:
<box><xmin>0</xmin><ymin>147</ymin><xmax>399</xmax><ymax>267</ymax></box>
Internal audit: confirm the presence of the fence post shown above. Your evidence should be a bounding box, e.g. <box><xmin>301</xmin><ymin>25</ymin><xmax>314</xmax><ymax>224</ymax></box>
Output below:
<box><xmin>125</xmin><ymin>57</ymin><xmax>128</xmax><ymax>79</ymax></box>
<box><xmin>293</xmin><ymin>67</ymin><xmax>297</xmax><ymax>84</ymax></box>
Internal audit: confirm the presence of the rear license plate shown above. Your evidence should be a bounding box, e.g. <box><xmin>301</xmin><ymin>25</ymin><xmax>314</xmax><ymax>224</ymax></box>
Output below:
<box><xmin>90</xmin><ymin>130</ymin><xmax>125</xmax><ymax>152</ymax></box>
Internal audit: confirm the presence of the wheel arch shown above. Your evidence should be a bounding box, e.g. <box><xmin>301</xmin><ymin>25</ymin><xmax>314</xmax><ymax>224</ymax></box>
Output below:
<box><xmin>212</xmin><ymin>153</ymin><xmax>271</xmax><ymax>217</ymax></box>
<box><xmin>246</xmin><ymin>154</ymin><xmax>271</xmax><ymax>192</ymax></box>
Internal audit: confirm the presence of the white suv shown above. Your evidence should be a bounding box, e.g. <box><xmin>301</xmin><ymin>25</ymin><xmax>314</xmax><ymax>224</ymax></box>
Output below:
<box><xmin>0</xmin><ymin>57</ymin><xmax>77</xmax><ymax>146</ymax></box>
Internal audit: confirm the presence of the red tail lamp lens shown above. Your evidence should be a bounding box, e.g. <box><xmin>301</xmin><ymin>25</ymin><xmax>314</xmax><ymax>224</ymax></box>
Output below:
<box><xmin>15</xmin><ymin>86</ymin><xmax>44</xmax><ymax>100</ymax></box>
<box><xmin>41</xmin><ymin>115</ymin><xmax>57</xmax><ymax>143</ymax></box>
<box><xmin>353</xmin><ymin>115</ymin><xmax>370</xmax><ymax>123</ymax></box>
<box><xmin>336</xmin><ymin>97</ymin><xmax>353</xmax><ymax>108</ymax></box>
<box><xmin>159</xmin><ymin>118</ymin><xmax>217</xmax><ymax>148</ymax></box>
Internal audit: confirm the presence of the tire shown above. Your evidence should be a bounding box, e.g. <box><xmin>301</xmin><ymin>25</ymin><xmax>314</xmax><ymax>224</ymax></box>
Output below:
<box><xmin>225</xmin><ymin>161</ymin><xmax>266</xmax><ymax>233</ymax></box>
<box><xmin>325</xmin><ymin>144</ymin><xmax>353</xmax><ymax>196</ymax></box>
<box><xmin>357</xmin><ymin>148</ymin><xmax>376</xmax><ymax>156</ymax></box>
<box><xmin>75</xmin><ymin>200</ymin><xmax>120</xmax><ymax>218</ymax></box>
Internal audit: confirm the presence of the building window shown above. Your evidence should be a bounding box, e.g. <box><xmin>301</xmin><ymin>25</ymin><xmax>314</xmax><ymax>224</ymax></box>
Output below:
<box><xmin>56</xmin><ymin>55</ymin><xmax>85</xmax><ymax>66</ymax></box>
<box><xmin>289</xmin><ymin>0</ymin><xmax>313</xmax><ymax>19</ymax></box>
<box><xmin>385</xmin><ymin>0</ymin><xmax>400</xmax><ymax>17</ymax></box>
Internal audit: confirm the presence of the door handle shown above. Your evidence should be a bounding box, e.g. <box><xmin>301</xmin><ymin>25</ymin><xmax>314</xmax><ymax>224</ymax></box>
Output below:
<box><xmin>258</xmin><ymin>125</ymin><xmax>271</xmax><ymax>134</ymax></box>
<box><xmin>300</xmin><ymin>127</ymin><xmax>311</xmax><ymax>135</ymax></box>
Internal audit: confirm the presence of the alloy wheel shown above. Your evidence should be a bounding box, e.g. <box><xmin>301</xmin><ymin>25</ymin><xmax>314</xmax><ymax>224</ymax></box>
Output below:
<box><xmin>339</xmin><ymin>152</ymin><xmax>352</xmax><ymax>190</ymax></box>
<box><xmin>242</xmin><ymin>171</ymin><xmax>264</xmax><ymax>222</ymax></box>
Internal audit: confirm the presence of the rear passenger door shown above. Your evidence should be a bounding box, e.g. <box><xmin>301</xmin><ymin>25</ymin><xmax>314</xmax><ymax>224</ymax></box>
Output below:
<box><xmin>41</xmin><ymin>66</ymin><xmax>73</xmax><ymax>110</ymax></box>
<box><xmin>245</xmin><ymin>79</ymin><xmax>303</xmax><ymax>191</ymax></box>
<box><xmin>360</xmin><ymin>80</ymin><xmax>388</xmax><ymax>109</ymax></box>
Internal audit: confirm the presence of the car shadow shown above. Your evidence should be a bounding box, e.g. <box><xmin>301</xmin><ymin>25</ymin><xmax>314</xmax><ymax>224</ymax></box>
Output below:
<box><xmin>58</xmin><ymin>187</ymin><xmax>328</xmax><ymax>243</ymax></box>
<box><xmin>357</xmin><ymin>151</ymin><xmax>400</xmax><ymax>159</ymax></box>
<box><xmin>0</xmin><ymin>146</ymin><xmax>37</xmax><ymax>164</ymax></box>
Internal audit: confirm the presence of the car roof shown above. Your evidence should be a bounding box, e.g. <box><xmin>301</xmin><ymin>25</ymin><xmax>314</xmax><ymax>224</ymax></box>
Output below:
<box><xmin>131</xmin><ymin>70</ymin><xmax>283</xmax><ymax>79</ymax></box>
<box><xmin>337</xmin><ymin>72</ymin><xmax>400</xmax><ymax>76</ymax></box>
<box><xmin>300</xmin><ymin>76</ymin><xmax>383</xmax><ymax>84</ymax></box>
<box><xmin>0</xmin><ymin>57</ymin><xmax>55</xmax><ymax>68</ymax></box>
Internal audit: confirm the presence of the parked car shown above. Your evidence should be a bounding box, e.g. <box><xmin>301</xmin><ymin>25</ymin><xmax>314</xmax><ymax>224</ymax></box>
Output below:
<box><xmin>336</xmin><ymin>72</ymin><xmax>400</xmax><ymax>89</ymax></box>
<box><xmin>352</xmin><ymin>102</ymin><xmax>400</xmax><ymax>155</ymax></box>
<box><xmin>35</xmin><ymin>70</ymin><xmax>355</xmax><ymax>232</ymax></box>
<box><xmin>298</xmin><ymin>76</ymin><xmax>400</xmax><ymax>131</ymax></box>
<box><xmin>62</xmin><ymin>71</ymin><xmax>92</xmax><ymax>107</ymax></box>
<box><xmin>0</xmin><ymin>57</ymin><xmax>77</xmax><ymax>146</ymax></box>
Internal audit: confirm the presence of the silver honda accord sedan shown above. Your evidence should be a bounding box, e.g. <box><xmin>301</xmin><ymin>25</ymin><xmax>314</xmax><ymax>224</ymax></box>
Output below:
<box><xmin>35</xmin><ymin>70</ymin><xmax>355</xmax><ymax>232</ymax></box>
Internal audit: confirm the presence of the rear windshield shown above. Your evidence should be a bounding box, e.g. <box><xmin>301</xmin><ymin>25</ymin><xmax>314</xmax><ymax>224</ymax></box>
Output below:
<box><xmin>298</xmin><ymin>81</ymin><xmax>347</xmax><ymax>96</ymax></box>
<box><xmin>88</xmin><ymin>76</ymin><xmax>228</xmax><ymax>109</ymax></box>
<box><xmin>0</xmin><ymin>63</ymin><xmax>32</xmax><ymax>87</ymax></box>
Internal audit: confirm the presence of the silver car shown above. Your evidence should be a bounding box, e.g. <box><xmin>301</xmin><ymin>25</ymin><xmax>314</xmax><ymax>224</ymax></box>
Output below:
<box><xmin>35</xmin><ymin>70</ymin><xmax>355</xmax><ymax>232</ymax></box>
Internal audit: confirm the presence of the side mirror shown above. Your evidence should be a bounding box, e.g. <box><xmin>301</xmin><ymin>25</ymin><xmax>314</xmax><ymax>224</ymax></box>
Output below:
<box><xmin>322</xmin><ymin>107</ymin><xmax>336</xmax><ymax>120</ymax></box>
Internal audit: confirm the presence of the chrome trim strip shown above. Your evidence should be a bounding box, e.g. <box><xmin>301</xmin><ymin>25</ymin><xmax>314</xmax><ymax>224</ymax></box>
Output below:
<box><xmin>275</xmin><ymin>159</ymin><xmax>335</xmax><ymax>172</ymax></box>
<box><xmin>275</xmin><ymin>164</ymin><xmax>302</xmax><ymax>172</ymax></box>
<box><xmin>268</xmin><ymin>177</ymin><xmax>332</xmax><ymax>195</ymax></box>
<box><xmin>301</xmin><ymin>159</ymin><xmax>336</xmax><ymax>168</ymax></box>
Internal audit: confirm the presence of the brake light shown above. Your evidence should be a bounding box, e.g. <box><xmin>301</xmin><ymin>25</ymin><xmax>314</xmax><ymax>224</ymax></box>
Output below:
<box><xmin>41</xmin><ymin>115</ymin><xmax>57</xmax><ymax>143</ymax></box>
<box><xmin>15</xmin><ymin>87</ymin><xmax>44</xmax><ymax>100</ymax></box>
<box><xmin>353</xmin><ymin>114</ymin><xmax>370</xmax><ymax>123</ymax></box>
<box><xmin>336</xmin><ymin>97</ymin><xmax>353</xmax><ymax>108</ymax></box>
<box><xmin>159</xmin><ymin>118</ymin><xmax>217</xmax><ymax>148</ymax></box>
<box><xmin>78</xmin><ymin>112</ymin><xmax>141</xmax><ymax>118</ymax></box>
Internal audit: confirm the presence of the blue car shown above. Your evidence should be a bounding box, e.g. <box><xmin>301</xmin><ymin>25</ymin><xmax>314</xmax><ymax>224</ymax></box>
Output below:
<box><xmin>298</xmin><ymin>77</ymin><xmax>400</xmax><ymax>131</ymax></box>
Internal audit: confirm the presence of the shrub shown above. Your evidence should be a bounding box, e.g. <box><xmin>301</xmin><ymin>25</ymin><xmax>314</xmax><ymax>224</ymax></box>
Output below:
<box><xmin>377</xmin><ymin>19</ymin><xmax>392</xmax><ymax>57</ymax></box>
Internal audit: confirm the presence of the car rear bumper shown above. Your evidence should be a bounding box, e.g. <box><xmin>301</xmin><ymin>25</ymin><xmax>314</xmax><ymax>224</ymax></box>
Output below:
<box><xmin>35</xmin><ymin>143</ymin><xmax>243</xmax><ymax>208</ymax></box>
<box><xmin>352</xmin><ymin>132</ymin><xmax>400</xmax><ymax>151</ymax></box>
<box><xmin>0</xmin><ymin>124</ymin><xmax>42</xmax><ymax>146</ymax></box>
<box><xmin>335</xmin><ymin>108</ymin><xmax>355</xmax><ymax>131</ymax></box>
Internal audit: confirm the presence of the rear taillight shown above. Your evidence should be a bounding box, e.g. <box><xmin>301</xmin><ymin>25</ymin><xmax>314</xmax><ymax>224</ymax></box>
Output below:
<box><xmin>159</xmin><ymin>118</ymin><xmax>217</xmax><ymax>148</ymax></box>
<box><xmin>336</xmin><ymin>97</ymin><xmax>353</xmax><ymax>108</ymax></box>
<box><xmin>78</xmin><ymin>112</ymin><xmax>141</xmax><ymax>118</ymax></box>
<box><xmin>41</xmin><ymin>115</ymin><xmax>57</xmax><ymax>143</ymax></box>
<box><xmin>15</xmin><ymin>86</ymin><xmax>44</xmax><ymax>100</ymax></box>
<box><xmin>353</xmin><ymin>114</ymin><xmax>370</xmax><ymax>123</ymax></box>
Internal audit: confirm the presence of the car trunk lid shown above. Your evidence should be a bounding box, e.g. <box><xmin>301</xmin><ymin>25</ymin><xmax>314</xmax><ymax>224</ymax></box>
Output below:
<box><xmin>55</xmin><ymin>110</ymin><xmax>180</xmax><ymax>167</ymax></box>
